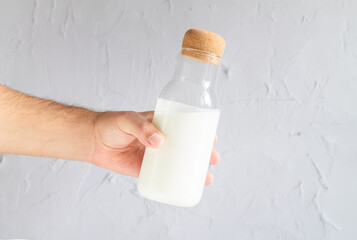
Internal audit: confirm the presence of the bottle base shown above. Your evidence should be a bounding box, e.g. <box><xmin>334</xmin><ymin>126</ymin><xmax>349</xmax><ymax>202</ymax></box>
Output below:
<box><xmin>137</xmin><ymin>184</ymin><xmax>201</xmax><ymax>208</ymax></box>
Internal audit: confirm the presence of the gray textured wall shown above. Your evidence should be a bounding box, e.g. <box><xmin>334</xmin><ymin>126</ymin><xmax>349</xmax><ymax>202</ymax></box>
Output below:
<box><xmin>1</xmin><ymin>0</ymin><xmax>357</xmax><ymax>239</ymax></box>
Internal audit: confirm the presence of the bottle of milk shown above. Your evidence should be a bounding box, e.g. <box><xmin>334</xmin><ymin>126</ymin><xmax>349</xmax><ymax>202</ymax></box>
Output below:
<box><xmin>137</xmin><ymin>28</ymin><xmax>225</xmax><ymax>207</ymax></box>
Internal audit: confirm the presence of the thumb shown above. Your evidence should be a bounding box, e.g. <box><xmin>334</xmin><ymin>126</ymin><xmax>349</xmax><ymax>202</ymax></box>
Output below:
<box><xmin>117</xmin><ymin>111</ymin><xmax>165</xmax><ymax>148</ymax></box>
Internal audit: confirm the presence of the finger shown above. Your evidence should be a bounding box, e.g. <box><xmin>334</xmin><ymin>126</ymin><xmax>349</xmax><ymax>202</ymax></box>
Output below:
<box><xmin>209</xmin><ymin>148</ymin><xmax>220</xmax><ymax>165</ymax></box>
<box><xmin>117</xmin><ymin>111</ymin><xmax>165</xmax><ymax>148</ymax></box>
<box><xmin>214</xmin><ymin>135</ymin><xmax>217</xmax><ymax>144</ymax></box>
<box><xmin>139</xmin><ymin>111</ymin><xmax>154</xmax><ymax>121</ymax></box>
<box><xmin>205</xmin><ymin>171</ymin><xmax>214</xmax><ymax>185</ymax></box>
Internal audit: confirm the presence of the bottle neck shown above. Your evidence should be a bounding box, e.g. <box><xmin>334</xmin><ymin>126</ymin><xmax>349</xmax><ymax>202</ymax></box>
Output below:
<box><xmin>173</xmin><ymin>51</ymin><xmax>220</xmax><ymax>89</ymax></box>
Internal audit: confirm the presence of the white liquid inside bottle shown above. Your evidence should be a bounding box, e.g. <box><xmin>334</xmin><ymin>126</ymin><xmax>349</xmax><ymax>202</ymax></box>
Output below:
<box><xmin>138</xmin><ymin>98</ymin><xmax>220</xmax><ymax>207</ymax></box>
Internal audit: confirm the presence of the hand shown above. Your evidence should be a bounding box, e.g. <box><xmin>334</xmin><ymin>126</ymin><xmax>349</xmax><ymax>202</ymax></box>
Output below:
<box><xmin>91</xmin><ymin>111</ymin><xmax>220</xmax><ymax>185</ymax></box>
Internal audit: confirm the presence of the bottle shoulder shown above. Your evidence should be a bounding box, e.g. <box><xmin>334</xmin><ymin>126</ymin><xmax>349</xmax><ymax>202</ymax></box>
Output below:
<box><xmin>159</xmin><ymin>78</ymin><xmax>219</xmax><ymax>109</ymax></box>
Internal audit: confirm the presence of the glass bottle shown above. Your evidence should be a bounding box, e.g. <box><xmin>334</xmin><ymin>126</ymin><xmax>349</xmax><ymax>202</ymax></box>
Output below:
<box><xmin>137</xmin><ymin>29</ymin><xmax>225</xmax><ymax>207</ymax></box>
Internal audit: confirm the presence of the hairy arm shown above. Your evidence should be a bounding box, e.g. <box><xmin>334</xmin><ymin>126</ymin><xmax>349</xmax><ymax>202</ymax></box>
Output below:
<box><xmin>0</xmin><ymin>84</ymin><xmax>97</xmax><ymax>161</ymax></box>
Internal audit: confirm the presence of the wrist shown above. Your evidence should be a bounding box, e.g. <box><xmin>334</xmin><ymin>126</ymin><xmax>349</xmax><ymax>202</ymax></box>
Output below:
<box><xmin>85</xmin><ymin>111</ymin><xmax>100</xmax><ymax>164</ymax></box>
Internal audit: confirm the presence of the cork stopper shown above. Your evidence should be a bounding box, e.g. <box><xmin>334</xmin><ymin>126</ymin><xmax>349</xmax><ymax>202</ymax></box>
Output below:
<box><xmin>182</xmin><ymin>28</ymin><xmax>225</xmax><ymax>65</ymax></box>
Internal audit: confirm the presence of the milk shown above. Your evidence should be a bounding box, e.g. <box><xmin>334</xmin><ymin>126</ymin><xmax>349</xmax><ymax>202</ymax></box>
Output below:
<box><xmin>137</xmin><ymin>98</ymin><xmax>220</xmax><ymax>207</ymax></box>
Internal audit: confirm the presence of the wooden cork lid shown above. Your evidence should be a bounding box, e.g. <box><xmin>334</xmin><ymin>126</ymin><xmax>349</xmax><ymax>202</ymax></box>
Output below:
<box><xmin>181</xmin><ymin>28</ymin><xmax>225</xmax><ymax>65</ymax></box>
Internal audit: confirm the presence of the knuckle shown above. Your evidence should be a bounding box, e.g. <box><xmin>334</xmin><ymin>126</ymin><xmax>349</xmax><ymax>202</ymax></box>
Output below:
<box><xmin>124</xmin><ymin>111</ymin><xmax>136</xmax><ymax>117</ymax></box>
<box><xmin>139</xmin><ymin>123</ymin><xmax>156</xmax><ymax>137</ymax></box>
<box><xmin>138</xmin><ymin>121</ymin><xmax>152</xmax><ymax>131</ymax></box>
<box><xmin>118</xmin><ymin>111</ymin><xmax>136</xmax><ymax>120</ymax></box>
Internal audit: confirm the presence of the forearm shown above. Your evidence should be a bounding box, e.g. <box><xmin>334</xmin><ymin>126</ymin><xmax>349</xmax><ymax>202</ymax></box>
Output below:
<box><xmin>0</xmin><ymin>84</ymin><xmax>97</xmax><ymax>162</ymax></box>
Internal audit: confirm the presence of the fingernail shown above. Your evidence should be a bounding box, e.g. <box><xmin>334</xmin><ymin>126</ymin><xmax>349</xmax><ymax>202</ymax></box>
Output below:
<box><xmin>148</xmin><ymin>133</ymin><xmax>165</xmax><ymax>147</ymax></box>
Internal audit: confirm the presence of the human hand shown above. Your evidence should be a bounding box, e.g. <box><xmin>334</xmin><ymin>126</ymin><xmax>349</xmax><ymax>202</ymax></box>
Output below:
<box><xmin>91</xmin><ymin>111</ymin><xmax>220</xmax><ymax>185</ymax></box>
